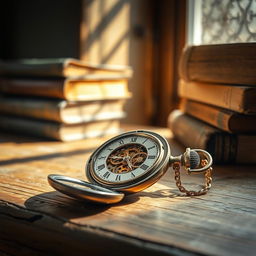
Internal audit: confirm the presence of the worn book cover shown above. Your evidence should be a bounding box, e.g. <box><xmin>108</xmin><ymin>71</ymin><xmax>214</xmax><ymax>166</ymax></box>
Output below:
<box><xmin>0</xmin><ymin>115</ymin><xmax>121</xmax><ymax>141</ymax></box>
<box><xmin>0</xmin><ymin>96</ymin><xmax>128</xmax><ymax>124</ymax></box>
<box><xmin>0</xmin><ymin>77</ymin><xmax>132</xmax><ymax>101</ymax></box>
<box><xmin>178</xmin><ymin>80</ymin><xmax>256</xmax><ymax>114</ymax></box>
<box><xmin>168</xmin><ymin>110</ymin><xmax>256</xmax><ymax>164</ymax></box>
<box><xmin>179</xmin><ymin>43</ymin><xmax>256</xmax><ymax>85</ymax></box>
<box><xmin>180</xmin><ymin>99</ymin><xmax>256</xmax><ymax>133</ymax></box>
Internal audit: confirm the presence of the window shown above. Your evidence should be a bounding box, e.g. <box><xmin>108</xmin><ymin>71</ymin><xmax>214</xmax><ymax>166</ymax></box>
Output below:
<box><xmin>188</xmin><ymin>0</ymin><xmax>256</xmax><ymax>45</ymax></box>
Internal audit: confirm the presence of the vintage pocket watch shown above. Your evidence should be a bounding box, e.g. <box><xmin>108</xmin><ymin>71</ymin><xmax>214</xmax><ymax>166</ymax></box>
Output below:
<box><xmin>48</xmin><ymin>130</ymin><xmax>213</xmax><ymax>204</ymax></box>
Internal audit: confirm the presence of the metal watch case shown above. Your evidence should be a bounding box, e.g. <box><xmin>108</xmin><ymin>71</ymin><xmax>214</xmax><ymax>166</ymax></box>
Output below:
<box><xmin>85</xmin><ymin>130</ymin><xmax>171</xmax><ymax>194</ymax></box>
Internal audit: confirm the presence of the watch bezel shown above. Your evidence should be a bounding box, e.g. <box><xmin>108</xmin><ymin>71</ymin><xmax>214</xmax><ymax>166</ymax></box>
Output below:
<box><xmin>85</xmin><ymin>130</ymin><xmax>171</xmax><ymax>193</ymax></box>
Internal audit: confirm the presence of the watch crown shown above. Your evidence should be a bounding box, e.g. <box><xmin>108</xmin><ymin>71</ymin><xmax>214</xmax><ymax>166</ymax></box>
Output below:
<box><xmin>170</xmin><ymin>148</ymin><xmax>200</xmax><ymax>170</ymax></box>
<box><xmin>181</xmin><ymin>148</ymin><xmax>200</xmax><ymax>170</ymax></box>
<box><xmin>170</xmin><ymin>148</ymin><xmax>212</xmax><ymax>173</ymax></box>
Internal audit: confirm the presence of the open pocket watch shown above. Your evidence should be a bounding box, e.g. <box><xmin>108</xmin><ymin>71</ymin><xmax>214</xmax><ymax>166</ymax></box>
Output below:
<box><xmin>48</xmin><ymin>130</ymin><xmax>213</xmax><ymax>204</ymax></box>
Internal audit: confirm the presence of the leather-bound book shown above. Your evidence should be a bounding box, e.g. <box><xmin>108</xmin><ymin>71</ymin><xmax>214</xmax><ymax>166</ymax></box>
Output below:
<box><xmin>178</xmin><ymin>79</ymin><xmax>256</xmax><ymax>114</ymax></box>
<box><xmin>180</xmin><ymin>99</ymin><xmax>256</xmax><ymax>133</ymax></box>
<box><xmin>0</xmin><ymin>115</ymin><xmax>121</xmax><ymax>141</ymax></box>
<box><xmin>0</xmin><ymin>96</ymin><xmax>128</xmax><ymax>124</ymax></box>
<box><xmin>168</xmin><ymin>110</ymin><xmax>256</xmax><ymax>164</ymax></box>
<box><xmin>179</xmin><ymin>43</ymin><xmax>256</xmax><ymax>85</ymax></box>
<box><xmin>0</xmin><ymin>76</ymin><xmax>131</xmax><ymax>101</ymax></box>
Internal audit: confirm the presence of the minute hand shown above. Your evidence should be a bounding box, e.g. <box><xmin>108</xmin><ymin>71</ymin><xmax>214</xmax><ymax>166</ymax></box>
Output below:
<box><xmin>109</xmin><ymin>156</ymin><xmax>124</xmax><ymax>159</ymax></box>
<box><xmin>124</xmin><ymin>156</ymin><xmax>133</xmax><ymax>170</ymax></box>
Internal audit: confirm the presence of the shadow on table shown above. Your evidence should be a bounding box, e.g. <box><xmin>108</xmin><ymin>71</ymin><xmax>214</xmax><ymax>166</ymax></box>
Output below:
<box><xmin>24</xmin><ymin>186</ymin><xmax>185</xmax><ymax>220</ymax></box>
<box><xmin>24</xmin><ymin>190</ymin><xmax>140</xmax><ymax>219</ymax></box>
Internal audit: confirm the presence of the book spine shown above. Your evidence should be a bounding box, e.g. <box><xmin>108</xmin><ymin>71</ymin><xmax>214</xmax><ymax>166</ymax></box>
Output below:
<box><xmin>180</xmin><ymin>100</ymin><xmax>232</xmax><ymax>132</ymax></box>
<box><xmin>178</xmin><ymin>43</ymin><xmax>256</xmax><ymax>85</ymax></box>
<box><xmin>0</xmin><ymin>115</ymin><xmax>61</xmax><ymax>140</ymax></box>
<box><xmin>0</xmin><ymin>78</ymin><xmax>65</xmax><ymax>99</ymax></box>
<box><xmin>178</xmin><ymin>80</ymin><xmax>252</xmax><ymax>113</ymax></box>
<box><xmin>178</xmin><ymin>45</ymin><xmax>194</xmax><ymax>82</ymax></box>
<box><xmin>0</xmin><ymin>97</ymin><xmax>62</xmax><ymax>122</ymax></box>
<box><xmin>168</xmin><ymin>110</ymin><xmax>238</xmax><ymax>163</ymax></box>
<box><xmin>168</xmin><ymin>110</ymin><xmax>218</xmax><ymax>158</ymax></box>
<box><xmin>181</xmin><ymin>100</ymin><xmax>256</xmax><ymax>133</ymax></box>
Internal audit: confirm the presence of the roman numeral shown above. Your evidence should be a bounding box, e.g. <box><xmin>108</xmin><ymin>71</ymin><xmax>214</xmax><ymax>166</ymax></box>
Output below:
<box><xmin>131</xmin><ymin>137</ymin><xmax>137</xmax><ymax>142</ymax></box>
<box><xmin>131</xmin><ymin>172</ymin><xmax>136</xmax><ymax>178</ymax></box>
<box><xmin>142</xmin><ymin>138</ymin><xmax>148</xmax><ymax>144</ymax></box>
<box><xmin>103</xmin><ymin>172</ymin><xmax>110</xmax><ymax>179</ymax></box>
<box><xmin>115</xmin><ymin>175</ymin><xmax>121</xmax><ymax>181</ymax></box>
<box><xmin>97</xmin><ymin>164</ymin><xmax>105</xmax><ymax>170</ymax></box>
<box><xmin>148</xmin><ymin>155</ymin><xmax>156</xmax><ymax>159</ymax></box>
<box><xmin>98</xmin><ymin>156</ymin><xmax>106</xmax><ymax>160</ymax></box>
<box><xmin>107</xmin><ymin>147</ymin><xmax>113</xmax><ymax>151</ymax></box>
<box><xmin>119</xmin><ymin>140</ymin><xmax>124</xmax><ymax>145</ymax></box>
<box><xmin>140</xmin><ymin>164</ymin><xmax>149</xmax><ymax>170</ymax></box>
<box><xmin>148</xmin><ymin>145</ymin><xmax>156</xmax><ymax>150</ymax></box>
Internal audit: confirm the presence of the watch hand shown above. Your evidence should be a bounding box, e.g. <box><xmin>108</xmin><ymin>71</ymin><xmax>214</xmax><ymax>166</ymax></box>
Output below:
<box><xmin>127</xmin><ymin>160</ymin><xmax>133</xmax><ymax>170</ymax></box>
<box><xmin>123</xmin><ymin>156</ymin><xmax>133</xmax><ymax>170</ymax></box>
<box><xmin>109</xmin><ymin>156</ymin><xmax>124</xmax><ymax>159</ymax></box>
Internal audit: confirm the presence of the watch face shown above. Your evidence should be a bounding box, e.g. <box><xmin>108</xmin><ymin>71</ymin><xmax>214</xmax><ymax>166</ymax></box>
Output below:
<box><xmin>86</xmin><ymin>130</ymin><xmax>170</xmax><ymax>193</ymax></box>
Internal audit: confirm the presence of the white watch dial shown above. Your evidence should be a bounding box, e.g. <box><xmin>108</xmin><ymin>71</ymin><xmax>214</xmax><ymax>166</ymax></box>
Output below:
<box><xmin>86</xmin><ymin>130</ymin><xmax>171</xmax><ymax>193</ymax></box>
<box><xmin>93</xmin><ymin>135</ymin><xmax>159</xmax><ymax>184</ymax></box>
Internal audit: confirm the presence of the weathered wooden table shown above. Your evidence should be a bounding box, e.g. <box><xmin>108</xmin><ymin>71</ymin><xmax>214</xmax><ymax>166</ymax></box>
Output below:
<box><xmin>0</xmin><ymin>125</ymin><xmax>255</xmax><ymax>256</ymax></box>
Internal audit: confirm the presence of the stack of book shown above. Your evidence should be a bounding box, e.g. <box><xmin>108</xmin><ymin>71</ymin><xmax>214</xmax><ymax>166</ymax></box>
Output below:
<box><xmin>168</xmin><ymin>43</ymin><xmax>256</xmax><ymax>164</ymax></box>
<box><xmin>0</xmin><ymin>58</ymin><xmax>132</xmax><ymax>141</ymax></box>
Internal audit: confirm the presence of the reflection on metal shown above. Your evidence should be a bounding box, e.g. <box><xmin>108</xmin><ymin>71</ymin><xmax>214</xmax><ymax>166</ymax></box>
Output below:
<box><xmin>202</xmin><ymin>0</ymin><xmax>256</xmax><ymax>44</ymax></box>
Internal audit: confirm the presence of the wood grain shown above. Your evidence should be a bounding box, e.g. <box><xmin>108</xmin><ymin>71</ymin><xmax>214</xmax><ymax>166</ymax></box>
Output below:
<box><xmin>0</xmin><ymin>125</ymin><xmax>256</xmax><ymax>256</ymax></box>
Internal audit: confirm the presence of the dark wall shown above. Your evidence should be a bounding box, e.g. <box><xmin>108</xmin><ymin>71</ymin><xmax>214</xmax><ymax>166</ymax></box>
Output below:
<box><xmin>1</xmin><ymin>0</ymin><xmax>82</xmax><ymax>59</ymax></box>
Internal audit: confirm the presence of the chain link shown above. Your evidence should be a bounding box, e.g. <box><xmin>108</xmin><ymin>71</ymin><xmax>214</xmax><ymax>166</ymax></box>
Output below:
<box><xmin>173</xmin><ymin>160</ymin><xmax>213</xmax><ymax>196</ymax></box>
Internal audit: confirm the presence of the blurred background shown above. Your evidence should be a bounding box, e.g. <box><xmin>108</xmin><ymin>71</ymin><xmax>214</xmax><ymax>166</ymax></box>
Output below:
<box><xmin>1</xmin><ymin>0</ymin><xmax>255</xmax><ymax>127</ymax></box>
<box><xmin>1</xmin><ymin>0</ymin><xmax>186</xmax><ymax>126</ymax></box>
